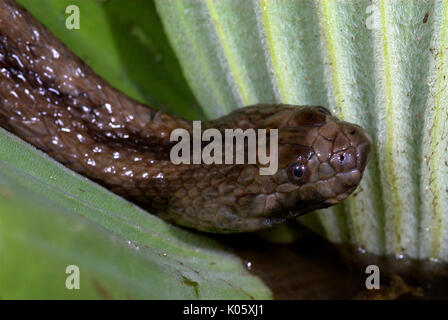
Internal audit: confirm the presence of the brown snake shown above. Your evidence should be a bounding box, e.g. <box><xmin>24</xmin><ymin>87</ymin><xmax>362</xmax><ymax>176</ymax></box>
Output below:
<box><xmin>0</xmin><ymin>0</ymin><xmax>371</xmax><ymax>233</ymax></box>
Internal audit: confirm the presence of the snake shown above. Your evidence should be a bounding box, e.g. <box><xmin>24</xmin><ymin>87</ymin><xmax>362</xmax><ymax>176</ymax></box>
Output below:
<box><xmin>0</xmin><ymin>0</ymin><xmax>372</xmax><ymax>233</ymax></box>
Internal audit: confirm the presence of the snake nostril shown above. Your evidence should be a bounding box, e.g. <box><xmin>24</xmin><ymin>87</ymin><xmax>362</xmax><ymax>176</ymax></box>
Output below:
<box><xmin>331</xmin><ymin>149</ymin><xmax>356</xmax><ymax>172</ymax></box>
<box><xmin>350</xmin><ymin>130</ymin><xmax>356</xmax><ymax>135</ymax></box>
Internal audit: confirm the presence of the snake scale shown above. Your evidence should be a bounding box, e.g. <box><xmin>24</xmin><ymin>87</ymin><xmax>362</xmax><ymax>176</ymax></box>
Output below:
<box><xmin>0</xmin><ymin>0</ymin><xmax>371</xmax><ymax>233</ymax></box>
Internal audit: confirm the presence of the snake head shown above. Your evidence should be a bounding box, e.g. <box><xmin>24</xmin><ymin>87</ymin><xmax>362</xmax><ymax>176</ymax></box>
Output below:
<box><xmin>164</xmin><ymin>105</ymin><xmax>372</xmax><ymax>233</ymax></box>
<box><xmin>270</xmin><ymin>106</ymin><xmax>372</xmax><ymax>214</ymax></box>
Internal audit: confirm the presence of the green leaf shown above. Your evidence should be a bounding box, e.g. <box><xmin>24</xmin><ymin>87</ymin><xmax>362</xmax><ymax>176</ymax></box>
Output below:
<box><xmin>157</xmin><ymin>0</ymin><xmax>448</xmax><ymax>262</ymax></box>
<box><xmin>0</xmin><ymin>0</ymin><xmax>271</xmax><ymax>299</ymax></box>
<box><xmin>0</xmin><ymin>129</ymin><xmax>270</xmax><ymax>299</ymax></box>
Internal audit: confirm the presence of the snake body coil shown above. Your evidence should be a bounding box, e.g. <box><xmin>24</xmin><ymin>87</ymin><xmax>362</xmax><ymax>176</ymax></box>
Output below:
<box><xmin>0</xmin><ymin>0</ymin><xmax>372</xmax><ymax>232</ymax></box>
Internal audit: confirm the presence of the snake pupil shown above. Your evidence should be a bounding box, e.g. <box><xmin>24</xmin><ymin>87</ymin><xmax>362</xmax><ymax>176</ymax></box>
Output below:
<box><xmin>293</xmin><ymin>165</ymin><xmax>304</xmax><ymax>178</ymax></box>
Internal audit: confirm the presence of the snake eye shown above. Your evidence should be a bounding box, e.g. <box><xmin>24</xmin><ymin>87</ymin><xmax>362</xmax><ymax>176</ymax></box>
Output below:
<box><xmin>289</xmin><ymin>163</ymin><xmax>307</xmax><ymax>182</ymax></box>
<box><xmin>315</xmin><ymin>107</ymin><xmax>331</xmax><ymax>115</ymax></box>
